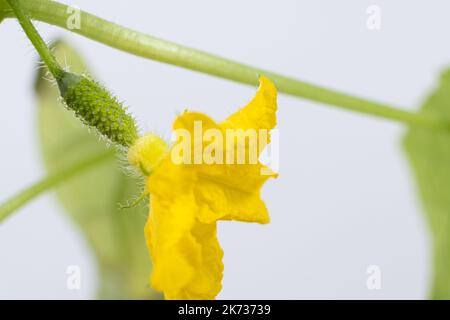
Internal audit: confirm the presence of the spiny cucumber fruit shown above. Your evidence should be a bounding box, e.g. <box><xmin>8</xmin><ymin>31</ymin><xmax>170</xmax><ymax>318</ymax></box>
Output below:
<box><xmin>57</xmin><ymin>71</ymin><xmax>138</xmax><ymax>147</ymax></box>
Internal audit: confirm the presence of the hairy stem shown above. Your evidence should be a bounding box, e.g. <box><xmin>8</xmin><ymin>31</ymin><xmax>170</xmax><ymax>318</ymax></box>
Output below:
<box><xmin>0</xmin><ymin>150</ymin><xmax>114</xmax><ymax>223</ymax></box>
<box><xmin>5</xmin><ymin>0</ymin><xmax>63</xmax><ymax>79</ymax></box>
<box><xmin>1</xmin><ymin>0</ymin><xmax>448</xmax><ymax>129</ymax></box>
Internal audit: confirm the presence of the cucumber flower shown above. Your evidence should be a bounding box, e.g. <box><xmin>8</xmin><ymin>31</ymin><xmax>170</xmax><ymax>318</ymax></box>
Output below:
<box><xmin>128</xmin><ymin>76</ymin><xmax>278</xmax><ymax>299</ymax></box>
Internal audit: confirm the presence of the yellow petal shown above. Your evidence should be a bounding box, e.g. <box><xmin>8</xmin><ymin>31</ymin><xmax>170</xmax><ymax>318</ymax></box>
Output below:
<box><xmin>166</xmin><ymin>77</ymin><xmax>277</xmax><ymax>224</ymax></box>
<box><xmin>221</xmin><ymin>76</ymin><xmax>277</xmax><ymax>150</ymax></box>
<box><xmin>195</xmin><ymin>178</ymin><xmax>270</xmax><ymax>224</ymax></box>
<box><xmin>145</xmin><ymin>195</ymin><xmax>196</xmax><ymax>298</ymax></box>
<box><xmin>146</xmin><ymin>193</ymin><xmax>223</xmax><ymax>300</ymax></box>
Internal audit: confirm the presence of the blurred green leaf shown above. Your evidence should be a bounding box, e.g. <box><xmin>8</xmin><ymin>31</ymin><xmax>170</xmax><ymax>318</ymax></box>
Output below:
<box><xmin>35</xmin><ymin>39</ymin><xmax>160</xmax><ymax>299</ymax></box>
<box><xmin>0</xmin><ymin>0</ymin><xmax>8</xmax><ymax>23</ymax></box>
<box><xmin>404</xmin><ymin>69</ymin><xmax>450</xmax><ymax>299</ymax></box>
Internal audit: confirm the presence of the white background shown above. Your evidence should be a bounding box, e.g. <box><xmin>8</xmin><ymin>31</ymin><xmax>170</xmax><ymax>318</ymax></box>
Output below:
<box><xmin>2</xmin><ymin>0</ymin><xmax>446</xmax><ymax>299</ymax></box>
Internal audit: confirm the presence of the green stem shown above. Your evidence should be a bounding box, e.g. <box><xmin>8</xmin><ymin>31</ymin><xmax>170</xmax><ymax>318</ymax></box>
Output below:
<box><xmin>5</xmin><ymin>0</ymin><xmax>63</xmax><ymax>79</ymax></box>
<box><xmin>1</xmin><ymin>0</ymin><xmax>447</xmax><ymax>129</ymax></box>
<box><xmin>0</xmin><ymin>150</ymin><xmax>114</xmax><ymax>223</ymax></box>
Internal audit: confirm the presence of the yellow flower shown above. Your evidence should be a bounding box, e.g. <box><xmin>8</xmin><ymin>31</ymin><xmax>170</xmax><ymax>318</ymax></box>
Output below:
<box><xmin>128</xmin><ymin>76</ymin><xmax>278</xmax><ymax>299</ymax></box>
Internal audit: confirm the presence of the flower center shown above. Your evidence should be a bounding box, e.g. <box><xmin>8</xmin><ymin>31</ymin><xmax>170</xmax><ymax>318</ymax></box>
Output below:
<box><xmin>128</xmin><ymin>133</ymin><xmax>169</xmax><ymax>176</ymax></box>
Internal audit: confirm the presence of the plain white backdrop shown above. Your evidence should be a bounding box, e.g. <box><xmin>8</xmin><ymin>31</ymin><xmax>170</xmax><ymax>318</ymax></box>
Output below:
<box><xmin>2</xmin><ymin>0</ymin><xmax>447</xmax><ymax>299</ymax></box>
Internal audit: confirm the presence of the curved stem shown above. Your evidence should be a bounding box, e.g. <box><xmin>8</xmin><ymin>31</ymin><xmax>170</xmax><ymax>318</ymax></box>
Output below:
<box><xmin>5</xmin><ymin>0</ymin><xmax>63</xmax><ymax>79</ymax></box>
<box><xmin>0</xmin><ymin>150</ymin><xmax>114</xmax><ymax>223</ymax></box>
<box><xmin>1</xmin><ymin>0</ymin><xmax>447</xmax><ymax>129</ymax></box>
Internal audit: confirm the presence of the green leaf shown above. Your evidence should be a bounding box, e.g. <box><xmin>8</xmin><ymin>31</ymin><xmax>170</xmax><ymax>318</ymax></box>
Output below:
<box><xmin>404</xmin><ymin>69</ymin><xmax>450</xmax><ymax>299</ymax></box>
<box><xmin>35</xmin><ymin>39</ymin><xmax>161</xmax><ymax>299</ymax></box>
<box><xmin>0</xmin><ymin>0</ymin><xmax>8</xmax><ymax>23</ymax></box>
